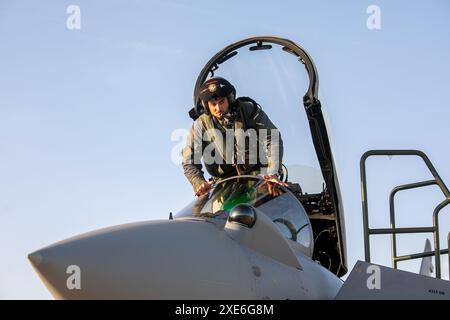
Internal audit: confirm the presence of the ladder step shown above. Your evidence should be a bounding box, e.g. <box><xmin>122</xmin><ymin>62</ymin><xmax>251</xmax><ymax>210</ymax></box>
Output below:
<box><xmin>369</xmin><ymin>227</ymin><xmax>435</xmax><ymax>235</ymax></box>
<box><xmin>394</xmin><ymin>249</ymin><xmax>449</xmax><ymax>262</ymax></box>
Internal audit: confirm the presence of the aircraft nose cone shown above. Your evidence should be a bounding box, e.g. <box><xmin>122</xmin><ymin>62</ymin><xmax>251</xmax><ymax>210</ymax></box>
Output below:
<box><xmin>28</xmin><ymin>219</ymin><xmax>254</xmax><ymax>299</ymax></box>
<box><xmin>28</xmin><ymin>251</ymin><xmax>43</xmax><ymax>267</ymax></box>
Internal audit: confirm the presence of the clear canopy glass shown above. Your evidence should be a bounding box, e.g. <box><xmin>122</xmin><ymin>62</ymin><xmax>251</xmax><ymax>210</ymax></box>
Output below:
<box><xmin>200</xmin><ymin>44</ymin><xmax>326</xmax><ymax>194</ymax></box>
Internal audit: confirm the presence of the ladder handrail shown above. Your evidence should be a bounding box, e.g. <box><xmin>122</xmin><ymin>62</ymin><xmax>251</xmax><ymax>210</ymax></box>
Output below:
<box><xmin>360</xmin><ymin>149</ymin><xmax>450</xmax><ymax>279</ymax></box>
<box><xmin>389</xmin><ymin>180</ymin><xmax>437</xmax><ymax>269</ymax></box>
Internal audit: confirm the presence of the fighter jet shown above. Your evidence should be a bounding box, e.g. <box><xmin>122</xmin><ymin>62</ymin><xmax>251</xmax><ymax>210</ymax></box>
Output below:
<box><xmin>28</xmin><ymin>36</ymin><xmax>450</xmax><ymax>299</ymax></box>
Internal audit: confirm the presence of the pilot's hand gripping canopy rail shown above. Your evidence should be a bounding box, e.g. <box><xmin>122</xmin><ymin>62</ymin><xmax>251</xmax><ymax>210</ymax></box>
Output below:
<box><xmin>184</xmin><ymin>36</ymin><xmax>347</xmax><ymax>277</ymax></box>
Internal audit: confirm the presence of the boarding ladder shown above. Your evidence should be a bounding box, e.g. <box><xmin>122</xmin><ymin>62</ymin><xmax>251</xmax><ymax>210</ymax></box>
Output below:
<box><xmin>361</xmin><ymin>150</ymin><xmax>449</xmax><ymax>279</ymax></box>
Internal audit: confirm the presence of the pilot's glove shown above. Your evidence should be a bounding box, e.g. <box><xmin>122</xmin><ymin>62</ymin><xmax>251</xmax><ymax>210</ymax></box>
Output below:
<box><xmin>195</xmin><ymin>180</ymin><xmax>213</xmax><ymax>197</ymax></box>
<box><xmin>263</xmin><ymin>175</ymin><xmax>288</xmax><ymax>197</ymax></box>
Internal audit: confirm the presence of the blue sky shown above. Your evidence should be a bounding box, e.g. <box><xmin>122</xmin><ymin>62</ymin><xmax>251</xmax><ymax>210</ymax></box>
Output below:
<box><xmin>1</xmin><ymin>0</ymin><xmax>449</xmax><ymax>299</ymax></box>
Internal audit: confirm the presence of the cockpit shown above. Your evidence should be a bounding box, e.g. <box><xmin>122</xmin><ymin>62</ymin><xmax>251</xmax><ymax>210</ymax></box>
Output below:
<box><xmin>182</xmin><ymin>36</ymin><xmax>347</xmax><ymax>277</ymax></box>
<box><xmin>176</xmin><ymin>176</ymin><xmax>314</xmax><ymax>257</ymax></box>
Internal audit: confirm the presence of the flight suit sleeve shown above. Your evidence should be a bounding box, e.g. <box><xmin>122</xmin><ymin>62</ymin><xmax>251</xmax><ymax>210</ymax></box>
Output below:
<box><xmin>253</xmin><ymin>107</ymin><xmax>284</xmax><ymax>176</ymax></box>
<box><xmin>182</xmin><ymin>121</ymin><xmax>207</xmax><ymax>192</ymax></box>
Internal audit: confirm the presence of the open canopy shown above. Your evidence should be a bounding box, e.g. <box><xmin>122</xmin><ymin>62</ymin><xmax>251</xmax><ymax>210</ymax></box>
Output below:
<box><xmin>187</xmin><ymin>36</ymin><xmax>347</xmax><ymax>277</ymax></box>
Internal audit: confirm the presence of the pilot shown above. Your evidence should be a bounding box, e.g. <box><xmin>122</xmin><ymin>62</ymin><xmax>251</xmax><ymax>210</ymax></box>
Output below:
<box><xmin>182</xmin><ymin>77</ymin><xmax>287</xmax><ymax>197</ymax></box>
